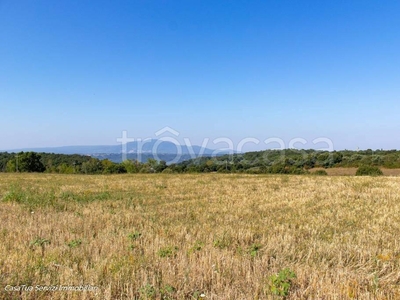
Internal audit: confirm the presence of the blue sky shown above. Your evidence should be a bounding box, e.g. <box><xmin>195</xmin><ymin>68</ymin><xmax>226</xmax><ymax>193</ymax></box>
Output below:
<box><xmin>1</xmin><ymin>0</ymin><xmax>399</xmax><ymax>151</ymax></box>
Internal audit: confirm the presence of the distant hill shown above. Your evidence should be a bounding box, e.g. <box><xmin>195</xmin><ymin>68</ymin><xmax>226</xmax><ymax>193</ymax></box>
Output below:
<box><xmin>2</xmin><ymin>139</ymin><xmax>222</xmax><ymax>163</ymax></box>
<box><xmin>171</xmin><ymin>148</ymin><xmax>400</xmax><ymax>173</ymax></box>
<box><xmin>2</xmin><ymin>148</ymin><xmax>400</xmax><ymax>175</ymax></box>
<box><xmin>91</xmin><ymin>153</ymin><xmax>208</xmax><ymax>163</ymax></box>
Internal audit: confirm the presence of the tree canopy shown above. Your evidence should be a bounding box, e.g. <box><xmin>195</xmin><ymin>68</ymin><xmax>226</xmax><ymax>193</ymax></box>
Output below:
<box><xmin>0</xmin><ymin>148</ymin><xmax>399</xmax><ymax>174</ymax></box>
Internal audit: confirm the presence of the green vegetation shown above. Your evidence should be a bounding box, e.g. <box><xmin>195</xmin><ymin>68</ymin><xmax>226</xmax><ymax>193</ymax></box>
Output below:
<box><xmin>6</xmin><ymin>152</ymin><xmax>45</xmax><ymax>172</ymax></box>
<box><xmin>313</xmin><ymin>170</ymin><xmax>328</xmax><ymax>176</ymax></box>
<box><xmin>158</xmin><ymin>246</ymin><xmax>179</xmax><ymax>258</ymax></box>
<box><xmin>30</xmin><ymin>237</ymin><xmax>51</xmax><ymax>257</ymax></box>
<box><xmin>67</xmin><ymin>239</ymin><xmax>82</xmax><ymax>249</ymax></box>
<box><xmin>268</xmin><ymin>268</ymin><xmax>297</xmax><ymax>297</ymax></box>
<box><xmin>1</xmin><ymin>148</ymin><xmax>400</xmax><ymax>174</ymax></box>
<box><xmin>128</xmin><ymin>231</ymin><xmax>142</xmax><ymax>241</ymax></box>
<box><xmin>139</xmin><ymin>284</ymin><xmax>156</xmax><ymax>299</ymax></box>
<box><xmin>249</xmin><ymin>243</ymin><xmax>262</xmax><ymax>258</ymax></box>
<box><xmin>356</xmin><ymin>165</ymin><xmax>384</xmax><ymax>176</ymax></box>
<box><xmin>0</xmin><ymin>152</ymin><xmax>166</xmax><ymax>174</ymax></box>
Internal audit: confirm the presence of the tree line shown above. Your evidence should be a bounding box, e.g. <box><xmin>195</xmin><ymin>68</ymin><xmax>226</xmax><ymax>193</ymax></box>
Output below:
<box><xmin>1</xmin><ymin>149</ymin><xmax>400</xmax><ymax>174</ymax></box>
<box><xmin>0</xmin><ymin>152</ymin><xmax>168</xmax><ymax>174</ymax></box>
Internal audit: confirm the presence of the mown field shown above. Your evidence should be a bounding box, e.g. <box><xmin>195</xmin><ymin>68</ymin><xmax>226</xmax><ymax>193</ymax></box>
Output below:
<box><xmin>1</xmin><ymin>173</ymin><xmax>400</xmax><ymax>299</ymax></box>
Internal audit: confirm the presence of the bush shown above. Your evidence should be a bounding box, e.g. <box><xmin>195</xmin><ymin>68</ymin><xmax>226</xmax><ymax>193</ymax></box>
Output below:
<box><xmin>355</xmin><ymin>166</ymin><xmax>383</xmax><ymax>176</ymax></box>
<box><xmin>246</xmin><ymin>167</ymin><xmax>262</xmax><ymax>174</ymax></box>
<box><xmin>162</xmin><ymin>168</ymin><xmax>173</xmax><ymax>174</ymax></box>
<box><xmin>268</xmin><ymin>268</ymin><xmax>296</xmax><ymax>297</ymax></box>
<box><xmin>313</xmin><ymin>170</ymin><xmax>328</xmax><ymax>176</ymax></box>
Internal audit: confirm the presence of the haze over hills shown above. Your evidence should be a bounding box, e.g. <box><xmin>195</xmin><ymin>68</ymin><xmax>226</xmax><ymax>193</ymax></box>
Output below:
<box><xmin>1</xmin><ymin>140</ymin><xmax>226</xmax><ymax>163</ymax></box>
<box><xmin>3</xmin><ymin>139</ymin><xmax>218</xmax><ymax>155</ymax></box>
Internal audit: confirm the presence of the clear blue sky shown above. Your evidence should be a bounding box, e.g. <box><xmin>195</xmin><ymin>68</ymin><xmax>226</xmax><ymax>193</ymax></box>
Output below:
<box><xmin>1</xmin><ymin>0</ymin><xmax>399</xmax><ymax>151</ymax></box>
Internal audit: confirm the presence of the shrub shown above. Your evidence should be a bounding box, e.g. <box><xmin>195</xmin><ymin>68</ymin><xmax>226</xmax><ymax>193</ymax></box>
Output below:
<box><xmin>313</xmin><ymin>170</ymin><xmax>328</xmax><ymax>176</ymax></box>
<box><xmin>249</xmin><ymin>243</ymin><xmax>262</xmax><ymax>257</ymax></box>
<box><xmin>246</xmin><ymin>167</ymin><xmax>262</xmax><ymax>174</ymax></box>
<box><xmin>67</xmin><ymin>239</ymin><xmax>82</xmax><ymax>248</ymax></box>
<box><xmin>30</xmin><ymin>237</ymin><xmax>50</xmax><ymax>257</ymax></box>
<box><xmin>158</xmin><ymin>246</ymin><xmax>178</xmax><ymax>258</ymax></box>
<box><xmin>139</xmin><ymin>284</ymin><xmax>156</xmax><ymax>299</ymax></box>
<box><xmin>355</xmin><ymin>166</ymin><xmax>383</xmax><ymax>176</ymax></box>
<box><xmin>268</xmin><ymin>268</ymin><xmax>296</xmax><ymax>297</ymax></box>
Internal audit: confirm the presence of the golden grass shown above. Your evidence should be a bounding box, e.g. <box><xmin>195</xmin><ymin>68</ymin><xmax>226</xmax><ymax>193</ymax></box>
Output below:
<box><xmin>1</xmin><ymin>173</ymin><xmax>400</xmax><ymax>299</ymax></box>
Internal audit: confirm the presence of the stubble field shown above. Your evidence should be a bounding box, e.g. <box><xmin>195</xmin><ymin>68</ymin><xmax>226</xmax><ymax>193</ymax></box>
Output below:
<box><xmin>0</xmin><ymin>173</ymin><xmax>400</xmax><ymax>299</ymax></box>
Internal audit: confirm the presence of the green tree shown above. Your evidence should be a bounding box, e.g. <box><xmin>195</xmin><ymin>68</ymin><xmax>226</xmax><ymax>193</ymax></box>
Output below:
<box><xmin>15</xmin><ymin>152</ymin><xmax>46</xmax><ymax>172</ymax></box>
<box><xmin>122</xmin><ymin>160</ymin><xmax>141</xmax><ymax>173</ymax></box>
<box><xmin>101</xmin><ymin>159</ymin><xmax>115</xmax><ymax>174</ymax></box>
<box><xmin>154</xmin><ymin>160</ymin><xmax>167</xmax><ymax>173</ymax></box>
<box><xmin>57</xmin><ymin>163</ymin><xmax>74</xmax><ymax>174</ymax></box>
<box><xmin>81</xmin><ymin>158</ymin><xmax>103</xmax><ymax>174</ymax></box>
<box><xmin>5</xmin><ymin>160</ymin><xmax>17</xmax><ymax>172</ymax></box>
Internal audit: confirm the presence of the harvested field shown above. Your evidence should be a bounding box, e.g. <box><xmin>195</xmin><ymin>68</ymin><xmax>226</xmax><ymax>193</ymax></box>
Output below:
<box><xmin>1</xmin><ymin>173</ymin><xmax>400</xmax><ymax>299</ymax></box>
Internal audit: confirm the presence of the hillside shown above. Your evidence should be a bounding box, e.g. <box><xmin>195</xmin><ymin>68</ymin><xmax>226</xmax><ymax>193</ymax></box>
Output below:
<box><xmin>172</xmin><ymin>149</ymin><xmax>400</xmax><ymax>174</ymax></box>
<box><xmin>1</xmin><ymin>148</ymin><xmax>400</xmax><ymax>174</ymax></box>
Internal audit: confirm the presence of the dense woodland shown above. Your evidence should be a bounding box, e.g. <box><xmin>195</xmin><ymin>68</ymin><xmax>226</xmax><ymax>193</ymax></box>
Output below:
<box><xmin>1</xmin><ymin>149</ymin><xmax>400</xmax><ymax>174</ymax></box>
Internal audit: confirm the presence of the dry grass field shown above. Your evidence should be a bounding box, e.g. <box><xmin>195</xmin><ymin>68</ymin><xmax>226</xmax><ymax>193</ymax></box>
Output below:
<box><xmin>1</xmin><ymin>173</ymin><xmax>400</xmax><ymax>299</ymax></box>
